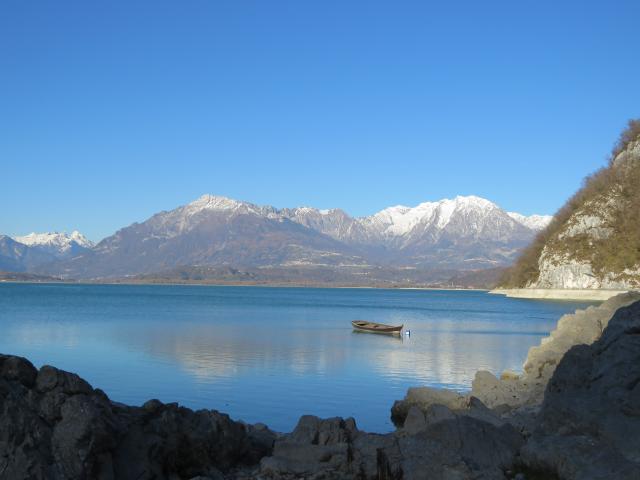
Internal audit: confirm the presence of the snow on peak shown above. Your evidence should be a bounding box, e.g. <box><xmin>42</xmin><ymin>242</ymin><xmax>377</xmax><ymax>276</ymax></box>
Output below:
<box><xmin>187</xmin><ymin>194</ymin><xmax>246</xmax><ymax>212</ymax></box>
<box><xmin>452</xmin><ymin>195</ymin><xmax>497</xmax><ymax>208</ymax></box>
<box><xmin>369</xmin><ymin>205</ymin><xmax>410</xmax><ymax>224</ymax></box>
<box><xmin>69</xmin><ymin>230</ymin><xmax>92</xmax><ymax>246</ymax></box>
<box><xmin>158</xmin><ymin>193</ymin><xmax>550</xmax><ymax>241</ymax></box>
<box><xmin>507</xmin><ymin>212</ymin><xmax>553</xmax><ymax>231</ymax></box>
<box><xmin>179</xmin><ymin>194</ymin><xmax>279</xmax><ymax>222</ymax></box>
<box><xmin>293</xmin><ymin>206</ymin><xmax>317</xmax><ymax>215</ymax></box>
<box><xmin>13</xmin><ymin>231</ymin><xmax>94</xmax><ymax>251</ymax></box>
<box><xmin>367</xmin><ymin>195</ymin><xmax>501</xmax><ymax>235</ymax></box>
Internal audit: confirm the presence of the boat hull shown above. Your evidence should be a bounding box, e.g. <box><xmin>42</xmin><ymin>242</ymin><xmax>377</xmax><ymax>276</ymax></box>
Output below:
<box><xmin>351</xmin><ymin>320</ymin><xmax>403</xmax><ymax>335</ymax></box>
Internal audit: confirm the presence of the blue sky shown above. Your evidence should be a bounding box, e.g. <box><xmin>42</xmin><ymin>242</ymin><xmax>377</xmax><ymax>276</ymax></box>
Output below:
<box><xmin>2</xmin><ymin>1</ymin><xmax>639</xmax><ymax>241</ymax></box>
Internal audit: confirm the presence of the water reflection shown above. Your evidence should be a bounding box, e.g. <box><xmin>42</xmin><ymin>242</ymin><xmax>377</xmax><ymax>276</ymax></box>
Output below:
<box><xmin>0</xmin><ymin>283</ymin><xmax>596</xmax><ymax>432</ymax></box>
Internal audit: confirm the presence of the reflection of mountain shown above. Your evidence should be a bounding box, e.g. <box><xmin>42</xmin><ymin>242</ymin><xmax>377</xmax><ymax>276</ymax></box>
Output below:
<box><xmin>104</xmin><ymin>317</ymin><xmax>545</xmax><ymax>391</ymax></box>
<box><xmin>109</xmin><ymin>325</ymin><xmax>353</xmax><ymax>382</ymax></box>
<box><xmin>369</xmin><ymin>329</ymin><xmax>543</xmax><ymax>389</ymax></box>
<box><xmin>3</xmin><ymin>321</ymin><xmax>82</xmax><ymax>349</ymax></box>
<box><xmin>0</xmin><ymin>316</ymin><xmax>566</xmax><ymax>393</ymax></box>
<box><xmin>0</xmin><ymin>284</ymin><xmax>582</xmax><ymax>434</ymax></box>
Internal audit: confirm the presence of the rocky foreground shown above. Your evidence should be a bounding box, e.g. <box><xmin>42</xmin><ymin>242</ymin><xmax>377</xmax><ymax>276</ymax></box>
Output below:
<box><xmin>1</xmin><ymin>294</ymin><xmax>640</xmax><ymax>479</ymax></box>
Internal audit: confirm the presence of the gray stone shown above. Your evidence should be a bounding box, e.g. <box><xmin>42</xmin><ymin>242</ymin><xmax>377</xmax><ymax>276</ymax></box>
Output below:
<box><xmin>391</xmin><ymin>385</ymin><xmax>467</xmax><ymax>427</ymax></box>
<box><xmin>402</xmin><ymin>405</ymin><xmax>427</xmax><ymax>434</ymax></box>
<box><xmin>260</xmin><ymin>406</ymin><xmax>523</xmax><ymax>479</ymax></box>
<box><xmin>36</xmin><ymin>364</ymin><xmax>93</xmax><ymax>395</ymax></box>
<box><xmin>424</xmin><ymin>403</ymin><xmax>456</xmax><ymax>426</ymax></box>
<box><xmin>520</xmin><ymin>300</ymin><xmax>640</xmax><ymax>478</ymax></box>
<box><xmin>260</xmin><ymin>441</ymin><xmax>350</xmax><ymax>477</ymax></box>
<box><xmin>470</xmin><ymin>292</ymin><xmax>640</xmax><ymax>410</ymax></box>
<box><xmin>0</xmin><ymin>354</ymin><xmax>37</xmax><ymax>387</ymax></box>
<box><xmin>471</xmin><ymin>370</ymin><xmax>525</xmax><ymax>408</ymax></box>
<box><xmin>0</xmin><ymin>357</ymin><xmax>275</xmax><ymax>479</ymax></box>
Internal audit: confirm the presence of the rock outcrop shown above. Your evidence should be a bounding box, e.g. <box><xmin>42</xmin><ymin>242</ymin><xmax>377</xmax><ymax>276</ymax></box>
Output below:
<box><xmin>389</xmin><ymin>295</ymin><xmax>640</xmax><ymax>479</ymax></box>
<box><xmin>260</xmin><ymin>410</ymin><xmax>523</xmax><ymax>480</ymax></box>
<box><xmin>0</xmin><ymin>356</ymin><xmax>275</xmax><ymax>479</ymax></box>
<box><xmin>520</xmin><ymin>298</ymin><xmax>640</xmax><ymax>479</ymax></box>
<box><xmin>392</xmin><ymin>292</ymin><xmax>640</xmax><ymax>426</ymax></box>
<box><xmin>475</xmin><ymin>291</ymin><xmax>640</xmax><ymax>408</ymax></box>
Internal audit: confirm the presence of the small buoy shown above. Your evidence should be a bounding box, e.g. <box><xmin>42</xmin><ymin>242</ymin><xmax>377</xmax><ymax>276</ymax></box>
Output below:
<box><xmin>405</xmin><ymin>330</ymin><xmax>411</xmax><ymax>336</ymax></box>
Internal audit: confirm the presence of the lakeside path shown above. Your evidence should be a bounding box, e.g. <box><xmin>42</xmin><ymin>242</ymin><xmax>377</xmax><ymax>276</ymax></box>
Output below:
<box><xmin>490</xmin><ymin>287</ymin><xmax>629</xmax><ymax>301</ymax></box>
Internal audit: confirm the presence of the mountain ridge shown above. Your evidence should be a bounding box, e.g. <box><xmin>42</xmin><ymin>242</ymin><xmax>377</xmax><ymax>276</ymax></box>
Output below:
<box><xmin>13</xmin><ymin>231</ymin><xmax>94</xmax><ymax>257</ymax></box>
<box><xmin>24</xmin><ymin>194</ymin><xmax>550</xmax><ymax>280</ymax></box>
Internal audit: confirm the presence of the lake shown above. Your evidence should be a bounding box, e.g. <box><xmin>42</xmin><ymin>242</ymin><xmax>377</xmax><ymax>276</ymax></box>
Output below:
<box><xmin>0</xmin><ymin>283</ymin><xmax>595</xmax><ymax>432</ymax></box>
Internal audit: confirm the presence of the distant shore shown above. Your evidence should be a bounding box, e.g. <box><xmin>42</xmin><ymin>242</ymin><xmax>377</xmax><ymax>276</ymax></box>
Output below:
<box><xmin>0</xmin><ymin>278</ymin><xmax>487</xmax><ymax>292</ymax></box>
<box><xmin>489</xmin><ymin>287</ymin><xmax>629</xmax><ymax>301</ymax></box>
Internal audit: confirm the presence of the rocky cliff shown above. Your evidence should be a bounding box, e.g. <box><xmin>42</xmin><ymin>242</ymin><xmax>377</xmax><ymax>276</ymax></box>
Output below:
<box><xmin>500</xmin><ymin>120</ymin><xmax>640</xmax><ymax>290</ymax></box>
<box><xmin>2</xmin><ymin>296</ymin><xmax>640</xmax><ymax>479</ymax></box>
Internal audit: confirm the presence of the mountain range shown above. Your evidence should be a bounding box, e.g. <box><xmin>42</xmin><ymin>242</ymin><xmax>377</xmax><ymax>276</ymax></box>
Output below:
<box><xmin>0</xmin><ymin>232</ymin><xmax>93</xmax><ymax>273</ymax></box>
<box><xmin>2</xmin><ymin>195</ymin><xmax>550</xmax><ymax>284</ymax></box>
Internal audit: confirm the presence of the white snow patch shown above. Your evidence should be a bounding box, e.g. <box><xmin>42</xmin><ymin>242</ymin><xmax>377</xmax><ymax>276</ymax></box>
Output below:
<box><xmin>507</xmin><ymin>212</ymin><xmax>553</xmax><ymax>231</ymax></box>
<box><xmin>13</xmin><ymin>231</ymin><xmax>94</xmax><ymax>251</ymax></box>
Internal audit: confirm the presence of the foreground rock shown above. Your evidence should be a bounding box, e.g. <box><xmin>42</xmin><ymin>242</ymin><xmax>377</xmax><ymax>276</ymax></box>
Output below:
<box><xmin>0</xmin><ymin>356</ymin><xmax>275</xmax><ymax>479</ymax></box>
<box><xmin>387</xmin><ymin>296</ymin><xmax>640</xmax><ymax>479</ymax></box>
<box><xmin>519</xmin><ymin>298</ymin><xmax>640</xmax><ymax>479</ymax></box>
<box><xmin>392</xmin><ymin>291</ymin><xmax>640</xmax><ymax>427</ymax></box>
<box><xmin>0</xmin><ymin>354</ymin><xmax>522</xmax><ymax>479</ymax></box>
<box><xmin>260</xmin><ymin>410</ymin><xmax>522</xmax><ymax>479</ymax></box>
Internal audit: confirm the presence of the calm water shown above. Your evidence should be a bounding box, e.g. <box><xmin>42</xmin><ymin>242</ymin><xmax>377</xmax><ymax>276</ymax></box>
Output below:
<box><xmin>0</xmin><ymin>283</ymin><xmax>595</xmax><ymax>432</ymax></box>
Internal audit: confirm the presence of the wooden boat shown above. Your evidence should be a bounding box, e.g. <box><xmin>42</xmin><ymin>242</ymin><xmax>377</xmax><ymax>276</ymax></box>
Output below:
<box><xmin>351</xmin><ymin>320</ymin><xmax>403</xmax><ymax>335</ymax></box>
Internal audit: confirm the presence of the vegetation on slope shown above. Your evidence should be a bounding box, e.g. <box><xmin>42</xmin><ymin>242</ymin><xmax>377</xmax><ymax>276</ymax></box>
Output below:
<box><xmin>500</xmin><ymin>119</ymin><xmax>640</xmax><ymax>288</ymax></box>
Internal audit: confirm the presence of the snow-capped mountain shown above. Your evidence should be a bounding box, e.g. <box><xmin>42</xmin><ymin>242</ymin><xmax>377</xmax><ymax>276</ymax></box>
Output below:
<box><xmin>13</xmin><ymin>231</ymin><xmax>94</xmax><ymax>258</ymax></box>
<box><xmin>282</xmin><ymin>195</ymin><xmax>549</xmax><ymax>247</ymax></box>
<box><xmin>49</xmin><ymin>195</ymin><xmax>364</xmax><ymax>279</ymax></box>
<box><xmin>278</xmin><ymin>195</ymin><xmax>547</xmax><ymax>267</ymax></box>
<box><xmin>33</xmin><ymin>194</ymin><xmax>551</xmax><ymax>279</ymax></box>
<box><xmin>506</xmin><ymin>212</ymin><xmax>553</xmax><ymax>231</ymax></box>
<box><xmin>279</xmin><ymin>206</ymin><xmax>376</xmax><ymax>245</ymax></box>
<box><xmin>0</xmin><ymin>235</ymin><xmax>58</xmax><ymax>272</ymax></box>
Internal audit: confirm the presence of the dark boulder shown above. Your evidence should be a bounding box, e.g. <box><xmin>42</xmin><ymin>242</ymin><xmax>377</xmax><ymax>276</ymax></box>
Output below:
<box><xmin>0</xmin><ymin>354</ymin><xmax>37</xmax><ymax>388</ymax></box>
<box><xmin>0</xmin><ymin>357</ymin><xmax>276</xmax><ymax>479</ymax></box>
<box><xmin>260</xmin><ymin>406</ymin><xmax>523</xmax><ymax>480</ymax></box>
<box><xmin>520</xmin><ymin>300</ymin><xmax>640</xmax><ymax>479</ymax></box>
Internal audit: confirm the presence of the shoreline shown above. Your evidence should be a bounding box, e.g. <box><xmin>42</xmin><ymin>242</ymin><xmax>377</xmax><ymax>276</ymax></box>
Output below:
<box><xmin>489</xmin><ymin>287</ymin><xmax>629</xmax><ymax>301</ymax></box>
<box><xmin>0</xmin><ymin>279</ymin><xmax>488</xmax><ymax>292</ymax></box>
